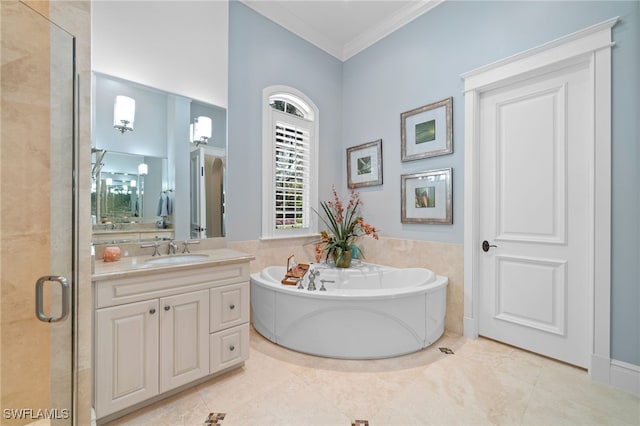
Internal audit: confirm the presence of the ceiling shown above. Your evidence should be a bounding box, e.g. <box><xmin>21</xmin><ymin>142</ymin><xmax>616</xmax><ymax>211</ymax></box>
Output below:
<box><xmin>240</xmin><ymin>0</ymin><xmax>444</xmax><ymax>61</ymax></box>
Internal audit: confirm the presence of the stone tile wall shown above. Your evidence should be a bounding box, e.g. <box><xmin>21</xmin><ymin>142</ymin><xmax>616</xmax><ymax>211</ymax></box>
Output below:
<box><xmin>228</xmin><ymin>236</ymin><xmax>463</xmax><ymax>335</ymax></box>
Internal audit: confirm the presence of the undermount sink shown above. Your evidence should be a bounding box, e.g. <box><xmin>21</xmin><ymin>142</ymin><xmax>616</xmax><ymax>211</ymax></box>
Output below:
<box><xmin>144</xmin><ymin>254</ymin><xmax>209</xmax><ymax>265</ymax></box>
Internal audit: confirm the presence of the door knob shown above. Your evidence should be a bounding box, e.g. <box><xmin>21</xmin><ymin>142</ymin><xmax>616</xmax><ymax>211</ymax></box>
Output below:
<box><xmin>482</xmin><ymin>240</ymin><xmax>497</xmax><ymax>252</ymax></box>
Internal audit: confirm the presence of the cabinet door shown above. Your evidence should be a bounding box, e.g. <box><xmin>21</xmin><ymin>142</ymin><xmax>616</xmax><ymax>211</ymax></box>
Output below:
<box><xmin>210</xmin><ymin>282</ymin><xmax>249</xmax><ymax>332</ymax></box>
<box><xmin>159</xmin><ymin>290</ymin><xmax>209</xmax><ymax>392</ymax></box>
<box><xmin>95</xmin><ymin>299</ymin><xmax>159</xmax><ymax>418</ymax></box>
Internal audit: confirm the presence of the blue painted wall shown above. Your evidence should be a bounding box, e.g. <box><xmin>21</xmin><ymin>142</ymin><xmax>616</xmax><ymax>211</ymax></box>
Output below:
<box><xmin>228</xmin><ymin>0</ymin><xmax>639</xmax><ymax>365</ymax></box>
<box><xmin>227</xmin><ymin>1</ymin><xmax>343</xmax><ymax>242</ymax></box>
<box><xmin>342</xmin><ymin>1</ymin><xmax>639</xmax><ymax>365</ymax></box>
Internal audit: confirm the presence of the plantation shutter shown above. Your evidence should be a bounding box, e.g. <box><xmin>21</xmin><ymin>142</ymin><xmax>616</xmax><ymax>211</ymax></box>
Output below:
<box><xmin>273</xmin><ymin>117</ymin><xmax>310</xmax><ymax>230</ymax></box>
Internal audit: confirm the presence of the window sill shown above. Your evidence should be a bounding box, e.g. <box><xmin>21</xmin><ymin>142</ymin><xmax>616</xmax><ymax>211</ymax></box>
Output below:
<box><xmin>259</xmin><ymin>234</ymin><xmax>320</xmax><ymax>242</ymax></box>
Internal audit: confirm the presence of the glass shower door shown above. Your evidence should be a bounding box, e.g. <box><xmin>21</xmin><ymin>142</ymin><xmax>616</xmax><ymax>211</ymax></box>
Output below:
<box><xmin>1</xmin><ymin>1</ymin><xmax>76</xmax><ymax>424</ymax></box>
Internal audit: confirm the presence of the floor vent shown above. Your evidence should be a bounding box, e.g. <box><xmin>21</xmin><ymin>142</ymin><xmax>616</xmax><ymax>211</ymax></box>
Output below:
<box><xmin>352</xmin><ymin>420</ymin><xmax>369</xmax><ymax>426</ymax></box>
<box><xmin>439</xmin><ymin>347</ymin><xmax>454</xmax><ymax>354</ymax></box>
<box><xmin>204</xmin><ymin>412</ymin><xmax>226</xmax><ymax>425</ymax></box>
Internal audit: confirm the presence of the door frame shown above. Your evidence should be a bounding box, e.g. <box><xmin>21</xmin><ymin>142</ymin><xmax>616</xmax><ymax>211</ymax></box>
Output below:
<box><xmin>462</xmin><ymin>18</ymin><xmax>617</xmax><ymax>381</ymax></box>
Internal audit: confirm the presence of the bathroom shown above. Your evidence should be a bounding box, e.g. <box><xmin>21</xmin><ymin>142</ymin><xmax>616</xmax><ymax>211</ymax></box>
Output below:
<box><xmin>0</xmin><ymin>0</ymin><xmax>638</xmax><ymax>425</ymax></box>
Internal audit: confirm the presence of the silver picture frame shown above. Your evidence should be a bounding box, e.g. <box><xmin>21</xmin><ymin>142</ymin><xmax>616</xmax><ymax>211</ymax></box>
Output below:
<box><xmin>347</xmin><ymin>139</ymin><xmax>383</xmax><ymax>188</ymax></box>
<box><xmin>401</xmin><ymin>168</ymin><xmax>452</xmax><ymax>224</ymax></box>
<box><xmin>401</xmin><ymin>97</ymin><xmax>453</xmax><ymax>162</ymax></box>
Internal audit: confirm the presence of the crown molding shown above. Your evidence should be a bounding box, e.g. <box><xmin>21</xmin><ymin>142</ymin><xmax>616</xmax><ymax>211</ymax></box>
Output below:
<box><xmin>343</xmin><ymin>0</ymin><xmax>444</xmax><ymax>61</ymax></box>
<box><xmin>240</xmin><ymin>0</ymin><xmax>444</xmax><ymax>62</ymax></box>
<box><xmin>240</xmin><ymin>0</ymin><xmax>344</xmax><ymax>60</ymax></box>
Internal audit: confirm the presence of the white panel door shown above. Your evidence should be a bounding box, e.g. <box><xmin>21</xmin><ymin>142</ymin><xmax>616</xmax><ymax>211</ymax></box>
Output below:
<box><xmin>159</xmin><ymin>290</ymin><xmax>209</xmax><ymax>392</ymax></box>
<box><xmin>478</xmin><ymin>59</ymin><xmax>592</xmax><ymax>367</ymax></box>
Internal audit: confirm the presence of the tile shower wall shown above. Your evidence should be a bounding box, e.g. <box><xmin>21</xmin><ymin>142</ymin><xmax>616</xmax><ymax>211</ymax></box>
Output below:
<box><xmin>0</xmin><ymin>1</ymin><xmax>91</xmax><ymax>424</ymax></box>
<box><xmin>1</xmin><ymin>2</ymin><xmax>54</xmax><ymax>416</ymax></box>
<box><xmin>228</xmin><ymin>237</ymin><xmax>463</xmax><ymax>335</ymax></box>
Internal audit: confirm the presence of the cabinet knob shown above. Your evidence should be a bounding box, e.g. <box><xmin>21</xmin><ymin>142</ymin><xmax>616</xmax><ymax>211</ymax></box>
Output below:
<box><xmin>229</xmin><ymin>345</ymin><xmax>235</xmax><ymax>351</ymax></box>
<box><xmin>164</xmin><ymin>305</ymin><xmax>171</xmax><ymax>311</ymax></box>
<box><xmin>229</xmin><ymin>304</ymin><xmax>235</xmax><ymax>310</ymax></box>
<box><xmin>149</xmin><ymin>308</ymin><xmax>156</xmax><ymax>315</ymax></box>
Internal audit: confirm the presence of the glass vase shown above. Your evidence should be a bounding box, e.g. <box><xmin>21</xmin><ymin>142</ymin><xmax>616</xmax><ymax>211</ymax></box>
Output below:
<box><xmin>333</xmin><ymin>250</ymin><xmax>352</xmax><ymax>268</ymax></box>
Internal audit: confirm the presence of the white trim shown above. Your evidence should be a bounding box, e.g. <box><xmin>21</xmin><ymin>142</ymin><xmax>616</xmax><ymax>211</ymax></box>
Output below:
<box><xmin>463</xmin><ymin>88</ymin><xmax>480</xmax><ymax>339</ymax></box>
<box><xmin>241</xmin><ymin>0</ymin><xmax>343</xmax><ymax>60</ymax></box>
<box><xmin>240</xmin><ymin>0</ymin><xmax>443</xmax><ymax>62</ymax></box>
<box><xmin>343</xmin><ymin>0</ymin><xmax>444</xmax><ymax>61</ymax></box>
<box><xmin>462</xmin><ymin>17</ymin><xmax>618</xmax><ymax>91</ymax></box>
<box><xmin>191</xmin><ymin>144</ymin><xmax>225</xmax><ymax>159</ymax></box>
<box><xmin>610</xmin><ymin>360</ymin><xmax>640</xmax><ymax>396</ymax></box>
<box><xmin>261</xmin><ymin>85</ymin><xmax>319</xmax><ymax>240</ymax></box>
<box><xmin>591</xmin><ymin>355</ymin><xmax>640</xmax><ymax>396</ymax></box>
<box><xmin>269</xmin><ymin>92</ymin><xmax>315</xmax><ymax>120</ymax></box>
<box><xmin>462</xmin><ymin>18</ymin><xmax>617</xmax><ymax>381</ymax></box>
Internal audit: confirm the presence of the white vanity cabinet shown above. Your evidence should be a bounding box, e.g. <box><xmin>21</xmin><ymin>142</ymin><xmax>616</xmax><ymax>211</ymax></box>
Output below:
<box><xmin>93</xmin><ymin>259</ymin><xmax>251</xmax><ymax>421</ymax></box>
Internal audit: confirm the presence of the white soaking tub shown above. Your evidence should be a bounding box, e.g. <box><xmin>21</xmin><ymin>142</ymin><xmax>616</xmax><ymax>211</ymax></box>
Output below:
<box><xmin>250</xmin><ymin>262</ymin><xmax>448</xmax><ymax>359</ymax></box>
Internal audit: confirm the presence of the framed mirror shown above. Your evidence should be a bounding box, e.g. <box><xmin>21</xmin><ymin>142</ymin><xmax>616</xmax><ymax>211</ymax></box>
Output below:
<box><xmin>91</xmin><ymin>73</ymin><xmax>226</xmax><ymax>244</ymax></box>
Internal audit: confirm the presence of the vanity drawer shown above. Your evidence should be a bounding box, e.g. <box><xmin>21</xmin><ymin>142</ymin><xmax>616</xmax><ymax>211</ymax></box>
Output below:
<box><xmin>96</xmin><ymin>262</ymin><xmax>249</xmax><ymax>308</ymax></box>
<box><xmin>210</xmin><ymin>323</ymin><xmax>249</xmax><ymax>373</ymax></box>
<box><xmin>210</xmin><ymin>282</ymin><xmax>249</xmax><ymax>332</ymax></box>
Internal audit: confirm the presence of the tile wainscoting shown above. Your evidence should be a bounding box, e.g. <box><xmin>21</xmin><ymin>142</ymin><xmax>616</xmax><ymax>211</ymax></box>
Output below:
<box><xmin>228</xmin><ymin>236</ymin><xmax>463</xmax><ymax>335</ymax></box>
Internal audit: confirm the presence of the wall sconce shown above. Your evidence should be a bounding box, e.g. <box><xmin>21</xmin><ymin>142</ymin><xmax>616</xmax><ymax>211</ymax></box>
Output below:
<box><xmin>138</xmin><ymin>163</ymin><xmax>148</xmax><ymax>176</ymax></box>
<box><xmin>105</xmin><ymin>177</ymin><xmax>113</xmax><ymax>186</ymax></box>
<box><xmin>130</xmin><ymin>179</ymin><xmax>137</xmax><ymax>187</ymax></box>
<box><xmin>113</xmin><ymin>95</ymin><xmax>136</xmax><ymax>134</ymax></box>
<box><xmin>190</xmin><ymin>115</ymin><xmax>212</xmax><ymax>146</ymax></box>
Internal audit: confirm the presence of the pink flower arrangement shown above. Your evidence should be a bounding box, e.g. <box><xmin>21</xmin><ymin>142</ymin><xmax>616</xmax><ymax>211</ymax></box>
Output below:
<box><xmin>313</xmin><ymin>186</ymin><xmax>378</xmax><ymax>264</ymax></box>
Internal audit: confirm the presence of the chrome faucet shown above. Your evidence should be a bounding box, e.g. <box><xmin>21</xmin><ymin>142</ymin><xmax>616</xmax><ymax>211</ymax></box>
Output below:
<box><xmin>319</xmin><ymin>279</ymin><xmax>333</xmax><ymax>291</ymax></box>
<box><xmin>141</xmin><ymin>241</ymin><xmax>161</xmax><ymax>256</ymax></box>
<box><xmin>307</xmin><ymin>269</ymin><xmax>320</xmax><ymax>291</ymax></box>
<box><xmin>182</xmin><ymin>240</ymin><xmax>200</xmax><ymax>253</ymax></box>
<box><xmin>168</xmin><ymin>239</ymin><xmax>178</xmax><ymax>255</ymax></box>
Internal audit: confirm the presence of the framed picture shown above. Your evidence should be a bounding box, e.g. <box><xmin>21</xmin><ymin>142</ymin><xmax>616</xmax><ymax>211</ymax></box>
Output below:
<box><xmin>347</xmin><ymin>139</ymin><xmax>383</xmax><ymax>188</ymax></box>
<box><xmin>401</xmin><ymin>168</ymin><xmax>452</xmax><ymax>224</ymax></box>
<box><xmin>401</xmin><ymin>97</ymin><xmax>452</xmax><ymax>161</ymax></box>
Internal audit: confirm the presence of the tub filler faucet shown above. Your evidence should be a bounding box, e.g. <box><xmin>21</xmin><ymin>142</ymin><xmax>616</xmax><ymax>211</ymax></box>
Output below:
<box><xmin>319</xmin><ymin>279</ymin><xmax>333</xmax><ymax>291</ymax></box>
<box><xmin>307</xmin><ymin>269</ymin><xmax>320</xmax><ymax>291</ymax></box>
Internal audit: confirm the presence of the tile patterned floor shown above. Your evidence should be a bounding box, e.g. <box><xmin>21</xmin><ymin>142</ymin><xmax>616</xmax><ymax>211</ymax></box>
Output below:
<box><xmin>105</xmin><ymin>328</ymin><xmax>640</xmax><ymax>426</ymax></box>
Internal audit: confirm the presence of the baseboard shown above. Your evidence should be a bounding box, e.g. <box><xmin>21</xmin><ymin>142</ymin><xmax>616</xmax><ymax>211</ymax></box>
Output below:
<box><xmin>463</xmin><ymin>316</ymin><xmax>478</xmax><ymax>339</ymax></box>
<box><xmin>610</xmin><ymin>360</ymin><xmax>640</xmax><ymax>396</ymax></box>
<box><xmin>590</xmin><ymin>354</ymin><xmax>639</xmax><ymax>396</ymax></box>
<box><xmin>589</xmin><ymin>353</ymin><xmax>611</xmax><ymax>384</ymax></box>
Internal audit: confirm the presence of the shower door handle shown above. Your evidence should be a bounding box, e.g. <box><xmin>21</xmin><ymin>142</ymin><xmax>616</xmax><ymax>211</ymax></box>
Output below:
<box><xmin>35</xmin><ymin>275</ymin><xmax>70</xmax><ymax>323</ymax></box>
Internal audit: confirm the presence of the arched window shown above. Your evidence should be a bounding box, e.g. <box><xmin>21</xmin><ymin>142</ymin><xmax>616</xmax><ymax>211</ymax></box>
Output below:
<box><xmin>261</xmin><ymin>86</ymin><xmax>318</xmax><ymax>239</ymax></box>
